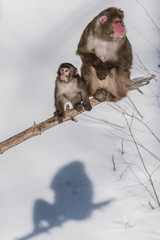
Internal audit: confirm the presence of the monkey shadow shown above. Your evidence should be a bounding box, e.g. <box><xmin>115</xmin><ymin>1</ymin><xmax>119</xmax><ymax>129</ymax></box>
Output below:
<box><xmin>16</xmin><ymin>161</ymin><xmax>113</xmax><ymax>240</ymax></box>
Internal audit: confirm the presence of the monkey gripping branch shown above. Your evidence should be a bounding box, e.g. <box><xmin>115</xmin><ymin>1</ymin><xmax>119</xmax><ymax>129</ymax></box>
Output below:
<box><xmin>0</xmin><ymin>74</ymin><xmax>155</xmax><ymax>154</ymax></box>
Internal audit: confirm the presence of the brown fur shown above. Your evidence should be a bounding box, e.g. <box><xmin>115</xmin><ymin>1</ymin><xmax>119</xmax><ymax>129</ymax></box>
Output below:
<box><xmin>76</xmin><ymin>7</ymin><xmax>133</xmax><ymax>102</ymax></box>
<box><xmin>54</xmin><ymin>63</ymin><xmax>92</xmax><ymax>123</ymax></box>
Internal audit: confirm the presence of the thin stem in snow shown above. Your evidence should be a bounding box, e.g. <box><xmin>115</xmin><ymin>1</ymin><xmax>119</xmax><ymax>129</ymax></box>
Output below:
<box><xmin>124</xmin><ymin>114</ymin><xmax>160</xmax><ymax>207</ymax></box>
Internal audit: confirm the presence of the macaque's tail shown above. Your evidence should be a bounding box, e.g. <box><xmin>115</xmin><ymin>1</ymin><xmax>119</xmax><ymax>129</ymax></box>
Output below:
<box><xmin>16</xmin><ymin>227</ymin><xmax>50</xmax><ymax>240</ymax></box>
<box><xmin>93</xmin><ymin>199</ymin><xmax>114</xmax><ymax>210</ymax></box>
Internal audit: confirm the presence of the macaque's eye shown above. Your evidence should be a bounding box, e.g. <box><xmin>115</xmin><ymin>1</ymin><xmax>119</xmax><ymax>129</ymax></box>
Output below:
<box><xmin>64</xmin><ymin>69</ymin><xmax>69</xmax><ymax>73</ymax></box>
<box><xmin>60</xmin><ymin>68</ymin><xmax>69</xmax><ymax>74</ymax></box>
<box><xmin>115</xmin><ymin>20</ymin><xmax>121</xmax><ymax>24</ymax></box>
<box><xmin>115</xmin><ymin>20</ymin><xmax>124</xmax><ymax>27</ymax></box>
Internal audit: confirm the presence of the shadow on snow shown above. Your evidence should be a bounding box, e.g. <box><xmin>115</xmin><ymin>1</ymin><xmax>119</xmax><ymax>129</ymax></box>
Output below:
<box><xmin>17</xmin><ymin>161</ymin><xmax>113</xmax><ymax>240</ymax></box>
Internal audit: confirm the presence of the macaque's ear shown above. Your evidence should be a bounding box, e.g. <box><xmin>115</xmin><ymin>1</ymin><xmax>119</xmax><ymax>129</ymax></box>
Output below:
<box><xmin>99</xmin><ymin>16</ymin><xmax>108</xmax><ymax>24</ymax></box>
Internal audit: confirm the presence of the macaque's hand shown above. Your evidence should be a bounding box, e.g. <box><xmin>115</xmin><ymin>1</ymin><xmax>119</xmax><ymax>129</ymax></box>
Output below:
<box><xmin>96</xmin><ymin>69</ymin><xmax>108</xmax><ymax>80</ymax></box>
<box><xmin>84</xmin><ymin>103</ymin><xmax>92</xmax><ymax>111</ymax></box>
<box><xmin>74</xmin><ymin>103</ymin><xmax>83</xmax><ymax>112</ymax></box>
<box><xmin>54</xmin><ymin>111</ymin><xmax>64</xmax><ymax>123</ymax></box>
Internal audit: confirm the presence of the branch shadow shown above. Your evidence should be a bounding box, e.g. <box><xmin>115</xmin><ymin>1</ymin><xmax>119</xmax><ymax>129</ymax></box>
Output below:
<box><xmin>16</xmin><ymin>161</ymin><xmax>113</xmax><ymax>240</ymax></box>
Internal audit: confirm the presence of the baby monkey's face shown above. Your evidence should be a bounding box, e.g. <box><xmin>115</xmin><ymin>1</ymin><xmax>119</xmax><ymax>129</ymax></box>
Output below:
<box><xmin>60</xmin><ymin>67</ymin><xmax>70</xmax><ymax>81</ymax></box>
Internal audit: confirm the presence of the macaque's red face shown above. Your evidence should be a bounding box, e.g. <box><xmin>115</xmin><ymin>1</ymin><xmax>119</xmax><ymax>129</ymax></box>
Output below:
<box><xmin>58</xmin><ymin>63</ymin><xmax>79</xmax><ymax>83</ymax></box>
<box><xmin>112</xmin><ymin>18</ymin><xmax>125</xmax><ymax>37</ymax></box>
<box><xmin>99</xmin><ymin>15</ymin><xmax>126</xmax><ymax>39</ymax></box>
<box><xmin>60</xmin><ymin>68</ymin><xmax>70</xmax><ymax>81</ymax></box>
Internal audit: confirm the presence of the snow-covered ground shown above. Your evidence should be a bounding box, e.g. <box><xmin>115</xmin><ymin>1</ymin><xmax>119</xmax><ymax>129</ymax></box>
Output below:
<box><xmin>0</xmin><ymin>0</ymin><xmax>160</xmax><ymax>240</ymax></box>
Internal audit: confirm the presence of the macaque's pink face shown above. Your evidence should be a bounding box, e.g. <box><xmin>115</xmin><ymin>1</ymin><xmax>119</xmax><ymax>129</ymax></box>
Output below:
<box><xmin>113</xmin><ymin>18</ymin><xmax>125</xmax><ymax>37</ymax></box>
<box><xmin>99</xmin><ymin>15</ymin><xmax>126</xmax><ymax>39</ymax></box>
<box><xmin>60</xmin><ymin>68</ymin><xmax>70</xmax><ymax>81</ymax></box>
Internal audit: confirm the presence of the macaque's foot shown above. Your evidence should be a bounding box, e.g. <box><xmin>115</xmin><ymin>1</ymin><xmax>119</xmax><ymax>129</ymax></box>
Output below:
<box><xmin>96</xmin><ymin>70</ymin><xmax>107</xmax><ymax>80</ymax></box>
<box><xmin>94</xmin><ymin>89</ymin><xmax>107</xmax><ymax>102</ymax></box>
<box><xmin>74</xmin><ymin>103</ymin><xmax>83</xmax><ymax>112</ymax></box>
<box><xmin>106</xmin><ymin>92</ymin><xmax>119</xmax><ymax>102</ymax></box>
<box><xmin>84</xmin><ymin>103</ymin><xmax>92</xmax><ymax>111</ymax></box>
<box><xmin>54</xmin><ymin>111</ymin><xmax>64</xmax><ymax>123</ymax></box>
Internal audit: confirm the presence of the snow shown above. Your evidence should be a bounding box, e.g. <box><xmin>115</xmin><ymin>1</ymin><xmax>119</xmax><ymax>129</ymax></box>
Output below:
<box><xmin>0</xmin><ymin>0</ymin><xmax>160</xmax><ymax>240</ymax></box>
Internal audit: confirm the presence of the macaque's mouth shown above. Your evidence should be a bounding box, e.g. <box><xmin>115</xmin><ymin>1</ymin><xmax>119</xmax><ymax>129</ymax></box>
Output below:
<box><xmin>110</xmin><ymin>33</ymin><xmax>125</xmax><ymax>39</ymax></box>
<box><xmin>60</xmin><ymin>75</ymin><xmax>69</xmax><ymax>80</ymax></box>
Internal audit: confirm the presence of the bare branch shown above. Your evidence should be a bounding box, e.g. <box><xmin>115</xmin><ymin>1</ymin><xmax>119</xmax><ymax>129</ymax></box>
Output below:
<box><xmin>149</xmin><ymin>201</ymin><xmax>155</xmax><ymax>210</ymax></box>
<box><xmin>121</xmin><ymin>139</ymin><xmax>124</xmax><ymax>155</ymax></box>
<box><xmin>0</xmin><ymin>98</ymin><xmax>99</xmax><ymax>154</ymax></box>
<box><xmin>136</xmin><ymin>0</ymin><xmax>160</xmax><ymax>32</ymax></box>
<box><xmin>129</xmin><ymin>74</ymin><xmax>156</xmax><ymax>91</ymax></box>
<box><xmin>127</xmin><ymin>95</ymin><xmax>143</xmax><ymax>118</ymax></box>
<box><xmin>0</xmin><ymin>75</ymin><xmax>155</xmax><ymax>154</ymax></box>
<box><xmin>112</xmin><ymin>154</ymin><xmax>116</xmax><ymax>171</ymax></box>
<box><xmin>124</xmin><ymin>114</ymin><xmax>160</xmax><ymax>207</ymax></box>
<box><xmin>115</xmin><ymin>103</ymin><xmax>160</xmax><ymax>143</ymax></box>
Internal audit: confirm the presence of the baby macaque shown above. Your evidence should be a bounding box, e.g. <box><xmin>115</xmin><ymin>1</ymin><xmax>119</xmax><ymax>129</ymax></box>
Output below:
<box><xmin>77</xmin><ymin>7</ymin><xmax>133</xmax><ymax>102</ymax></box>
<box><xmin>54</xmin><ymin>63</ymin><xmax>92</xmax><ymax>123</ymax></box>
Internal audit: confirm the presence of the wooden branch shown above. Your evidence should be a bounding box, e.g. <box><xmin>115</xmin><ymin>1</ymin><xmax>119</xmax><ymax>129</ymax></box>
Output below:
<box><xmin>0</xmin><ymin>98</ymin><xmax>100</xmax><ymax>154</ymax></box>
<box><xmin>129</xmin><ymin>74</ymin><xmax>156</xmax><ymax>91</ymax></box>
<box><xmin>0</xmin><ymin>74</ymin><xmax>155</xmax><ymax>154</ymax></box>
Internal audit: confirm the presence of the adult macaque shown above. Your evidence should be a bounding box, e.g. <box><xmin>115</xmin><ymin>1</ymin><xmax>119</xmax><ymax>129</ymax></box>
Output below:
<box><xmin>54</xmin><ymin>63</ymin><xmax>92</xmax><ymax>123</ymax></box>
<box><xmin>77</xmin><ymin>7</ymin><xmax>133</xmax><ymax>102</ymax></box>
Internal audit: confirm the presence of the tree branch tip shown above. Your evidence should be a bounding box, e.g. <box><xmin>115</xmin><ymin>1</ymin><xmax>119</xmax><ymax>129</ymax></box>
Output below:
<box><xmin>112</xmin><ymin>154</ymin><xmax>116</xmax><ymax>171</ymax></box>
<box><xmin>71</xmin><ymin>117</ymin><xmax>78</xmax><ymax>122</ymax></box>
<box><xmin>148</xmin><ymin>201</ymin><xmax>155</xmax><ymax>210</ymax></box>
<box><xmin>150</xmin><ymin>74</ymin><xmax>156</xmax><ymax>79</ymax></box>
<box><xmin>33</xmin><ymin>121</ymin><xmax>37</xmax><ymax>126</ymax></box>
<box><xmin>137</xmin><ymin>88</ymin><xmax>144</xmax><ymax>94</ymax></box>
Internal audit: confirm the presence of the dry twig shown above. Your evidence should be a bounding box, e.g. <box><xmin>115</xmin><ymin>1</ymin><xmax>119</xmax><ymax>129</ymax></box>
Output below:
<box><xmin>112</xmin><ymin>154</ymin><xmax>116</xmax><ymax>171</ymax></box>
<box><xmin>124</xmin><ymin>114</ymin><xmax>160</xmax><ymax>207</ymax></box>
<box><xmin>136</xmin><ymin>0</ymin><xmax>160</xmax><ymax>32</ymax></box>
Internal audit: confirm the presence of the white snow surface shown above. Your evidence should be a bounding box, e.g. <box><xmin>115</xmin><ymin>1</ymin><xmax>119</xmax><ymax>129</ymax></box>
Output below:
<box><xmin>0</xmin><ymin>0</ymin><xmax>160</xmax><ymax>240</ymax></box>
